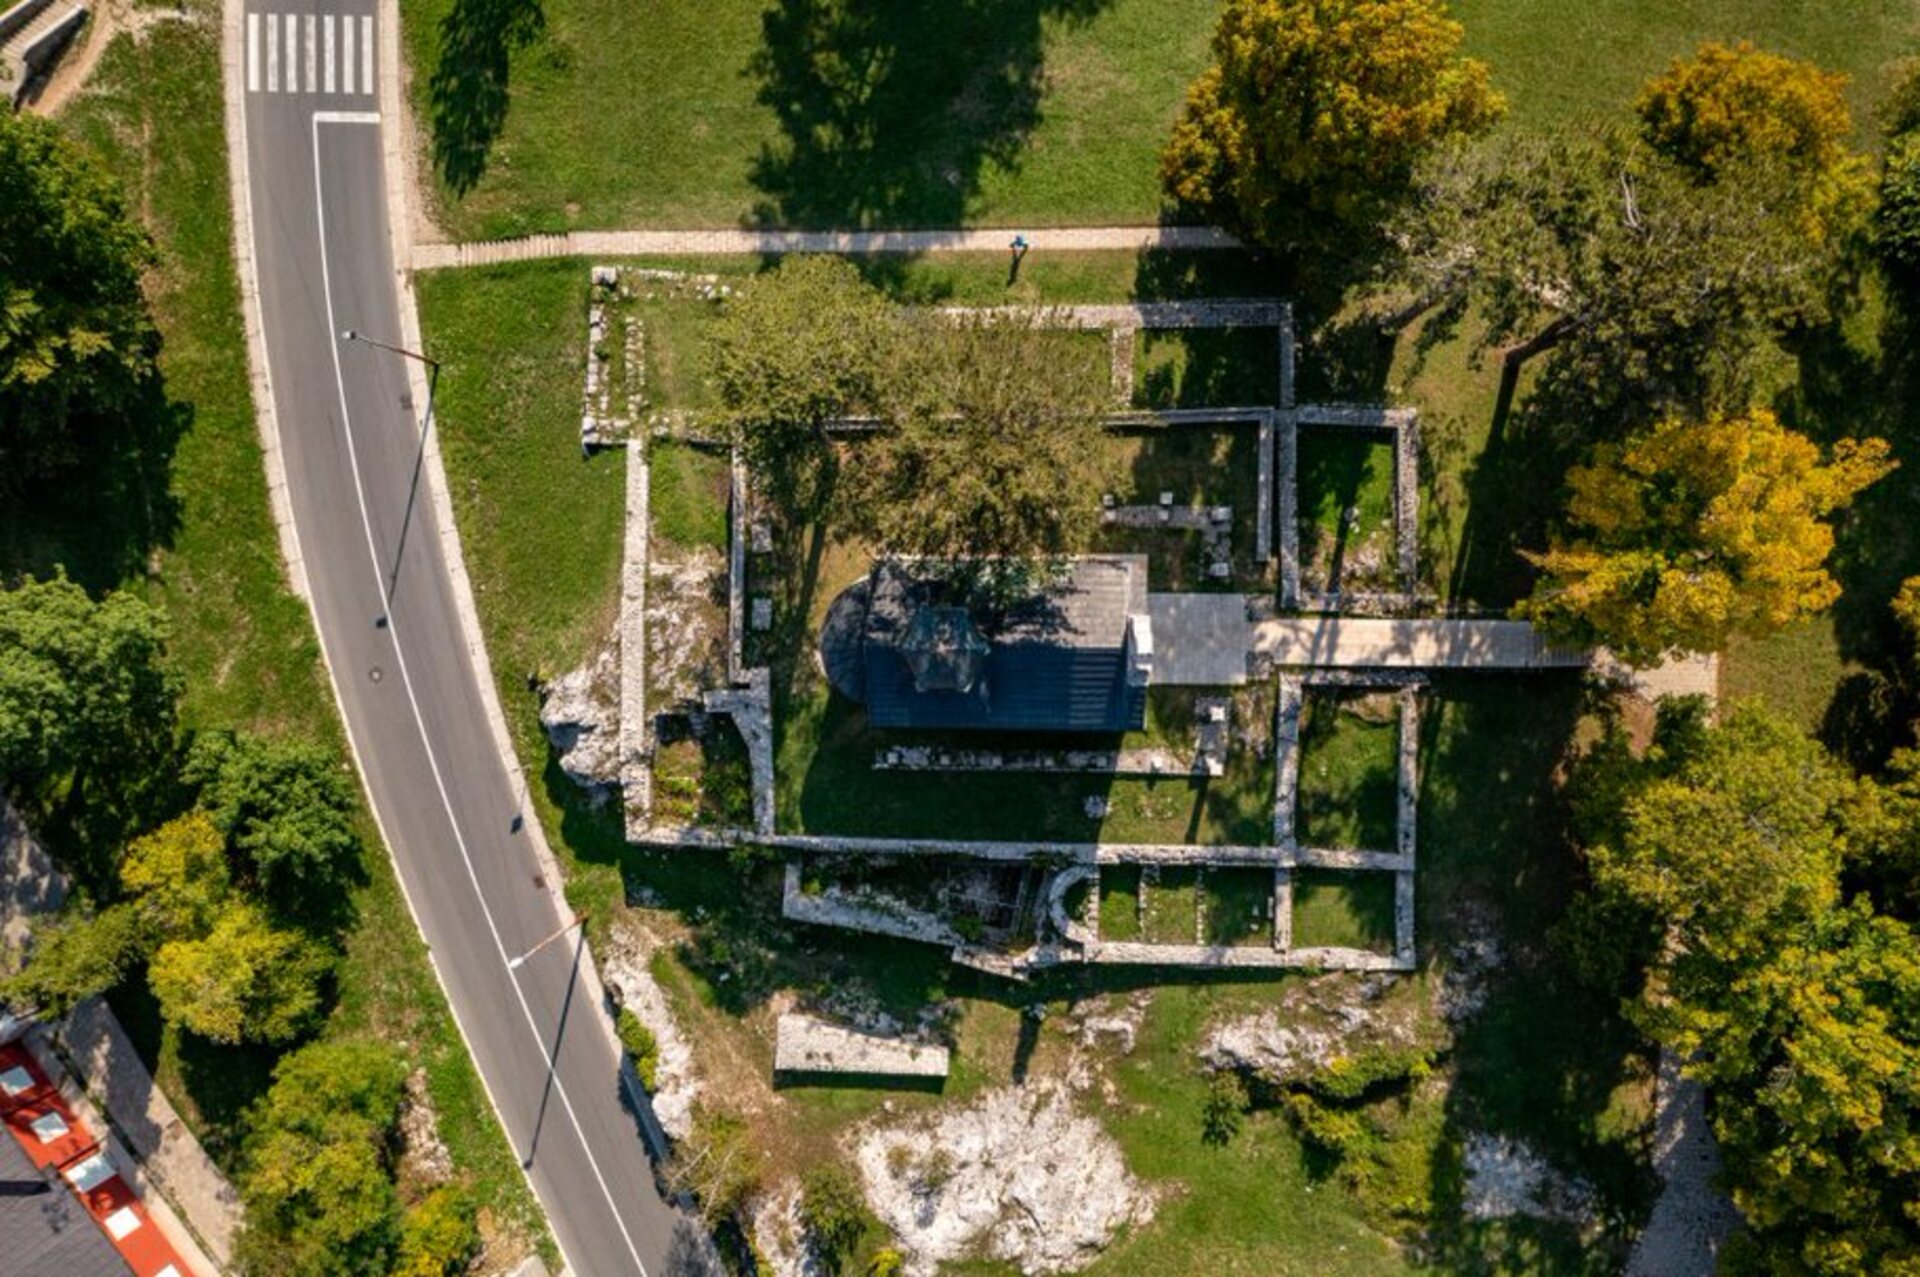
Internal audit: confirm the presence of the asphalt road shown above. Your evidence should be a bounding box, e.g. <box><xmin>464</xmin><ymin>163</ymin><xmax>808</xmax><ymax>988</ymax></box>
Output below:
<box><xmin>237</xmin><ymin>7</ymin><xmax>697</xmax><ymax>1272</ymax></box>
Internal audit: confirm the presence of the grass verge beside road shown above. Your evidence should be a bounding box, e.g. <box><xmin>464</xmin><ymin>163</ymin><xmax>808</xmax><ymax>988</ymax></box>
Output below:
<box><xmin>17</xmin><ymin>15</ymin><xmax>549</xmax><ymax>1260</ymax></box>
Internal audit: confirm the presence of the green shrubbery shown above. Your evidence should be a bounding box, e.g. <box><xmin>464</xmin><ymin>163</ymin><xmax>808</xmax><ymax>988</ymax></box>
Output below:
<box><xmin>615</xmin><ymin>1007</ymin><xmax>661</xmax><ymax>1090</ymax></box>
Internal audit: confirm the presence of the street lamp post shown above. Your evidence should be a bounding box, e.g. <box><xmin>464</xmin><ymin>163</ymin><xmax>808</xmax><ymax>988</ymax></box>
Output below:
<box><xmin>506</xmin><ymin>911</ymin><xmax>588</xmax><ymax>971</ymax></box>
<box><xmin>340</xmin><ymin>328</ymin><xmax>439</xmax><ymax>371</ymax></box>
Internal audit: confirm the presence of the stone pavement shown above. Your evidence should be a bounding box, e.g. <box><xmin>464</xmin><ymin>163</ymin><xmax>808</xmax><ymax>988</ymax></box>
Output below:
<box><xmin>414</xmin><ymin>224</ymin><xmax>1241</xmax><ymax>271</ymax></box>
<box><xmin>1144</xmin><ymin>599</ymin><xmax>1592</xmax><ymax>684</ymax></box>
<box><xmin>1252</xmin><ymin>616</ymin><xmax>1590</xmax><ymax>670</ymax></box>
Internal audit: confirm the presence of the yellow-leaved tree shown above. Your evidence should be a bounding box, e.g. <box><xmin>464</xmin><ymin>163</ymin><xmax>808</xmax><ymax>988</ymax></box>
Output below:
<box><xmin>1159</xmin><ymin>0</ymin><xmax>1503</xmax><ymax>256</ymax></box>
<box><xmin>1518</xmin><ymin>408</ymin><xmax>1893</xmax><ymax>664</ymax></box>
<box><xmin>1638</xmin><ymin>41</ymin><xmax>1870</xmax><ymax>245</ymax></box>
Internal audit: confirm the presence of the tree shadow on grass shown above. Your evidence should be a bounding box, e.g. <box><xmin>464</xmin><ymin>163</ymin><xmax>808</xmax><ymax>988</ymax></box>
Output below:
<box><xmin>0</xmin><ymin>369</ymin><xmax>185</xmax><ymax>594</ymax></box>
<box><xmin>427</xmin><ymin>0</ymin><xmax>545</xmax><ymax>195</ymax></box>
<box><xmin>1416</xmin><ymin>675</ymin><xmax>1655</xmax><ymax>1273</ymax></box>
<box><xmin>746</xmin><ymin>0</ymin><xmax>1108</xmax><ymax>231</ymax></box>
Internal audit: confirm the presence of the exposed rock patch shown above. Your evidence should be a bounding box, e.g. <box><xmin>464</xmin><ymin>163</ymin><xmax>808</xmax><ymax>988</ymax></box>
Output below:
<box><xmin>540</xmin><ymin>643</ymin><xmax>622</xmax><ymax>802</ymax></box>
<box><xmin>854</xmin><ymin>1083</ymin><xmax>1155</xmax><ymax>1276</ymax></box>
<box><xmin>647</xmin><ymin>546</ymin><xmax>727</xmax><ymax>707</ymax></box>
<box><xmin>1202</xmin><ymin>973</ymin><xmax>1416</xmax><ymax>1085</ymax></box>
<box><xmin>749</xmin><ymin>1182</ymin><xmax>827</xmax><ymax>1277</ymax></box>
<box><xmin>600</xmin><ymin>916</ymin><xmax>702</xmax><ymax>1140</ymax></box>
<box><xmin>396</xmin><ymin>1069</ymin><xmax>453</xmax><ymax>1195</ymax></box>
<box><xmin>1462</xmin><ymin>1132</ymin><xmax>1597</xmax><ymax>1226</ymax></box>
<box><xmin>1435</xmin><ymin>899</ymin><xmax>1506</xmax><ymax>1026</ymax></box>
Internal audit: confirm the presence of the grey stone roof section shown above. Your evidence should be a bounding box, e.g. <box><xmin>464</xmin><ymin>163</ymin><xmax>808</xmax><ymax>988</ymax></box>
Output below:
<box><xmin>0</xmin><ymin>1133</ymin><xmax>131</xmax><ymax>1277</ymax></box>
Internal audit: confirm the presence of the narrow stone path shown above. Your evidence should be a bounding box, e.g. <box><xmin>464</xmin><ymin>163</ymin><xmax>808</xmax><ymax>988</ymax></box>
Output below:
<box><xmin>413</xmin><ymin>224</ymin><xmax>1240</xmax><ymax>270</ymax></box>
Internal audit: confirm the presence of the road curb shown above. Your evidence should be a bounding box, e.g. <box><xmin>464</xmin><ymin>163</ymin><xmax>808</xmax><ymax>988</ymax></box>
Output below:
<box><xmin>376</xmin><ymin>5</ymin><xmax>677</xmax><ymax>1265</ymax></box>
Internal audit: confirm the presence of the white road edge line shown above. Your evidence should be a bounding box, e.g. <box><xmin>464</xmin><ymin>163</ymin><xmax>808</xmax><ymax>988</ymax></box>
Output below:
<box><xmin>309</xmin><ymin>111</ymin><xmax>651</xmax><ymax>1277</ymax></box>
<box><xmin>228</xmin><ymin>0</ymin><xmax>576</xmax><ymax>1254</ymax></box>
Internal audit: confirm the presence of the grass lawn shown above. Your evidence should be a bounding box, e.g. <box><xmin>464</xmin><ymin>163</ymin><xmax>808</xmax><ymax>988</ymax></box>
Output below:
<box><xmin>1452</xmin><ymin>0</ymin><xmax>1919</xmax><ymax>141</ymax></box>
<box><xmin>1202</xmin><ymin>867</ymin><xmax>1273</xmax><ymax>946</ymax></box>
<box><xmin>402</xmin><ymin>0</ymin><xmax>1220</xmax><ymax>239</ymax></box>
<box><xmin>649</xmin><ymin>438</ymin><xmax>731</xmax><ymax>555</ymax></box>
<box><xmin>26</xmin><ymin>11</ymin><xmax>546</xmax><ymax>1256</ymax></box>
<box><xmin>402</xmin><ymin>0</ymin><xmax>1915</xmax><ymax>243</ymax></box>
<box><xmin>1097</xmin><ymin>864</ymin><xmax>1145</xmax><ymax>941</ymax></box>
<box><xmin>1295</xmin><ymin>692</ymin><xmax>1400</xmax><ymax>851</ymax></box>
<box><xmin>1092</xmin><ymin>423</ymin><xmax>1272</xmax><ymax>592</ymax></box>
<box><xmin>776</xmin><ymin>689</ymin><xmax>1274</xmax><ymax>845</ymax></box>
<box><xmin>1133</xmin><ymin>327</ymin><xmax>1281</xmax><ymax>409</ymax></box>
<box><xmin>1290</xmin><ymin>869</ymin><xmax>1396</xmax><ymax>953</ymax></box>
<box><xmin>1141</xmin><ymin>867</ymin><xmax>1200</xmax><ymax>943</ymax></box>
<box><xmin>1721</xmin><ymin>618</ymin><xmax>1859</xmax><ymax>734</ymax></box>
<box><xmin>1296</xmin><ymin>428</ymin><xmax>1399</xmax><ymax>595</ymax></box>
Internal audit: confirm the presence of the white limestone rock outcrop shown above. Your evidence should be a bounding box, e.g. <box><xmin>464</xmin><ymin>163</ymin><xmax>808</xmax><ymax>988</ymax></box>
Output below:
<box><xmin>854</xmin><ymin>1083</ymin><xmax>1154</xmax><ymax>1276</ymax></box>
<box><xmin>599</xmin><ymin>917</ymin><xmax>701</xmax><ymax>1140</ymax></box>
<box><xmin>540</xmin><ymin>645</ymin><xmax>622</xmax><ymax>801</ymax></box>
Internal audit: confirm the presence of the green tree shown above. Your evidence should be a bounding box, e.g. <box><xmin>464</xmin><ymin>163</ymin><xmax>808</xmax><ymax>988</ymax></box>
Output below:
<box><xmin>1878</xmin><ymin>132</ymin><xmax>1920</xmax><ymax>287</ymax></box>
<box><xmin>147</xmin><ymin>902</ymin><xmax>330</xmax><ymax>1044</ymax></box>
<box><xmin>847</xmin><ymin>311</ymin><xmax>1121</xmax><ymax>593</ymax></box>
<box><xmin>710</xmin><ymin>255</ymin><xmax>895</xmax><ymax>514</ymax></box>
<box><xmin>119</xmin><ymin>810</ymin><xmax>231</xmax><ymax>940</ymax></box>
<box><xmin>237</xmin><ymin>1039</ymin><xmax>408</xmax><ymax>1277</ymax></box>
<box><xmin>0</xmin><ymin>576</ymin><xmax>178</xmax><ymax>841</ymax></box>
<box><xmin>185</xmin><ymin>731</ymin><xmax>362</xmax><ymax>929</ymax></box>
<box><xmin>1397</xmin><ymin>131</ymin><xmax>1850</xmax><ymax>437</ymax></box>
<box><xmin>0</xmin><ymin>108</ymin><xmax>158</xmax><ymax>481</ymax></box>
<box><xmin>0</xmin><ymin>903</ymin><xmax>144</xmax><ymax>1016</ymax></box>
<box><xmin>1160</xmin><ymin>0</ymin><xmax>1503</xmax><ymax>255</ymax></box>
<box><xmin>1517</xmin><ymin>408</ymin><xmax>1893</xmax><ymax>663</ymax></box>
<box><xmin>1576</xmin><ymin>706</ymin><xmax>1920</xmax><ymax>1274</ymax></box>
<box><xmin>392</xmin><ymin>1187</ymin><xmax>479</xmax><ymax>1277</ymax></box>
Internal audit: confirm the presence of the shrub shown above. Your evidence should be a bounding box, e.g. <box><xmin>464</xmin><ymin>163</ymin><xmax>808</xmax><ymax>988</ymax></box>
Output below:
<box><xmin>1202</xmin><ymin>1070</ymin><xmax>1249</xmax><ymax>1147</ymax></box>
<box><xmin>391</xmin><ymin>1187</ymin><xmax>479</xmax><ymax>1277</ymax></box>
<box><xmin>799</xmin><ymin>1163</ymin><xmax>873</xmax><ymax>1269</ymax></box>
<box><xmin>615</xmin><ymin>1007</ymin><xmax>661</xmax><ymax>1090</ymax></box>
<box><xmin>666</xmin><ymin>1107</ymin><xmax>759</xmax><ymax>1225</ymax></box>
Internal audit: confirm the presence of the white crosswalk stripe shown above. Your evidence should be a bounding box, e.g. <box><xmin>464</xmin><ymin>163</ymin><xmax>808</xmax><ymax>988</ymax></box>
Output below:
<box><xmin>245</xmin><ymin>10</ymin><xmax>375</xmax><ymax>98</ymax></box>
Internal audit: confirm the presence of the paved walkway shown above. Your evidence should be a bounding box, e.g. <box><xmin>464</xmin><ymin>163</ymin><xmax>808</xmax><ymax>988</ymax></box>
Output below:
<box><xmin>1144</xmin><ymin>597</ymin><xmax>1592</xmax><ymax>684</ymax></box>
<box><xmin>412</xmin><ymin>224</ymin><xmax>1240</xmax><ymax>270</ymax></box>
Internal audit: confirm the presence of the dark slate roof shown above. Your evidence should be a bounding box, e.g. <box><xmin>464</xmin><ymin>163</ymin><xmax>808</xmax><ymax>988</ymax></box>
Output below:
<box><xmin>0</xmin><ymin>1131</ymin><xmax>131</xmax><ymax>1277</ymax></box>
<box><xmin>861</xmin><ymin>558</ymin><xmax>1149</xmax><ymax>733</ymax></box>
